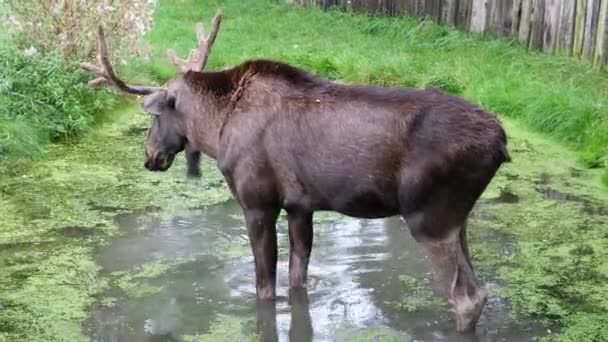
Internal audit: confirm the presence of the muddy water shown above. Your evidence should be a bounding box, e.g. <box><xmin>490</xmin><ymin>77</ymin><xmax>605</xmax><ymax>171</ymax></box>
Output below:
<box><xmin>86</xmin><ymin>200</ymin><xmax>548</xmax><ymax>342</ymax></box>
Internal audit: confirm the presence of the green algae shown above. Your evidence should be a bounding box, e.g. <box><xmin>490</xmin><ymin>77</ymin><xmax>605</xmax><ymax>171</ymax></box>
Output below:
<box><xmin>384</xmin><ymin>275</ymin><xmax>444</xmax><ymax>313</ymax></box>
<box><xmin>112</xmin><ymin>257</ymin><xmax>196</xmax><ymax>298</ymax></box>
<box><xmin>0</xmin><ymin>246</ymin><xmax>107</xmax><ymax>342</ymax></box>
<box><xmin>463</xmin><ymin>119</ymin><xmax>608</xmax><ymax>340</ymax></box>
<box><xmin>181</xmin><ymin>314</ymin><xmax>259</xmax><ymax>342</ymax></box>
<box><xmin>333</xmin><ymin>325</ymin><xmax>412</xmax><ymax>342</ymax></box>
<box><xmin>0</xmin><ymin>102</ymin><xmax>232</xmax><ymax>341</ymax></box>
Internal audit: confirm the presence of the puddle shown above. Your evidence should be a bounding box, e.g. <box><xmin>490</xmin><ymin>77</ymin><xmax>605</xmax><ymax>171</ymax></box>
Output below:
<box><xmin>487</xmin><ymin>191</ymin><xmax>520</xmax><ymax>204</ymax></box>
<box><xmin>85</xmin><ymin>201</ymin><xmax>550</xmax><ymax>342</ymax></box>
<box><xmin>536</xmin><ymin>186</ymin><xmax>608</xmax><ymax>216</ymax></box>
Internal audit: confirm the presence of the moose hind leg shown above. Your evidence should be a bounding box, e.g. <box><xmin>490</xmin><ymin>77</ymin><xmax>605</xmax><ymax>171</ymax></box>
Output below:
<box><xmin>408</xmin><ymin>219</ymin><xmax>487</xmax><ymax>332</ymax></box>
<box><xmin>244</xmin><ymin>208</ymin><xmax>280</xmax><ymax>300</ymax></box>
<box><xmin>287</xmin><ymin>210</ymin><xmax>313</xmax><ymax>289</ymax></box>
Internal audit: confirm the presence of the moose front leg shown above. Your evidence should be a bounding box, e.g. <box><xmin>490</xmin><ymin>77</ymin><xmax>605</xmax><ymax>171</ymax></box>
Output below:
<box><xmin>287</xmin><ymin>211</ymin><xmax>313</xmax><ymax>289</ymax></box>
<box><xmin>244</xmin><ymin>208</ymin><xmax>280</xmax><ymax>300</ymax></box>
<box><xmin>413</xmin><ymin>225</ymin><xmax>487</xmax><ymax>332</ymax></box>
<box><xmin>184</xmin><ymin>144</ymin><xmax>201</xmax><ymax>178</ymax></box>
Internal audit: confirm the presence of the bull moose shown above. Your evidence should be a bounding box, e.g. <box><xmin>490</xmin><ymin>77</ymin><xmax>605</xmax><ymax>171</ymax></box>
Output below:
<box><xmin>80</xmin><ymin>9</ymin><xmax>510</xmax><ymax>333</ymax></box>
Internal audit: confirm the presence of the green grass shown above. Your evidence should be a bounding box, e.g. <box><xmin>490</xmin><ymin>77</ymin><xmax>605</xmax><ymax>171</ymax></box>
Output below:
<box><xmin>0</xmin><ymin>6</ymin><xmax>120</xmax><ymax>176</ymax></box>
<box><xmin>127</xmin><ymin>0</ymin><xmax>608</xmax><ymax>185</ymax></box>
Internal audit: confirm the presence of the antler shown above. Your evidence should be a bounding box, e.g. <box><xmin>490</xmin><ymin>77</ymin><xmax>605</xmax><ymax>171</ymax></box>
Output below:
<box><xmin>80</xmin><ymin>26</ymin><xmax>159</xmax><ymax>96</ymax></box>
<box><xmin>166</xmin><ymin>9</ymin><xmax>223</xmax><ymax>73</ymax></box>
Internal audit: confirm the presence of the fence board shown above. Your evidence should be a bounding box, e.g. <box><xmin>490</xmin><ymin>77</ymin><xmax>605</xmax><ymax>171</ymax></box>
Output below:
<box><xmin>490</xmin><ymin>0</ymin><xmax>514</xmax><ymax>36</ymax></box>
<box><xmin>543</xmin><ymin>0</ymin><xmax>560</xmax><ymax>52</ymax></box>
<box><xmin>519</xmin><ymin>0</ymin><xmax>534</xmax><ymax>43</ymax></box>
<box><xmin>442</xmin><ymin>0</ymin><xmax>458</xmax><ymax>26</ymax></box>
<box><xmin>457</xmin><ymin>0</ymin><xmax>472</xmax><ymax>29</ymax></box>
<box><xmin>470</xmin><ymin>0</ymin><xmax>489</xmax><ymax>32</ymax></box>
<box><xmin>594</xmin><ymin>0</ymin><xmax>608</xmax><ymax>66</ymax></box>
<box><xmin>426</xmin><ymin>0</ymin><xmax>442</xmax><ymax>19</ymax></box>
<box><xmin>556</xmin><ymin>0</ymin><xmax>575</xmax><ymax>52</ymax></box>
<box><xmin>583</xmin><ymin>0</ymin><xmax>601</xmax><ymax>60</ymax></box>
<box><xmin>573</xmin><ymin>0</ymin><xmax>588</xmax><ymax>55</ymax></box>
<box><xmin>512</xmin><ymin>0</ymin><xmax>523</xmax><ymax>35</ymax></box>
<box><xmin>529</xmin><ymin>0</ymin><xmax>545</xmax><ymax>49</ymax></box>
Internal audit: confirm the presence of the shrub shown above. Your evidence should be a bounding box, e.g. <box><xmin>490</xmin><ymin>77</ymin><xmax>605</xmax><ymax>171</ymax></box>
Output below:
<box><xmin>0</xmin><ymin>0</ymin><xmax>158</xmax><ymax>173</ymax></box>
<box><xmin>0</xmin><ymin>40</ymin><xmax>117</xmax><ymax>172</ymax></box>
<box><xmin>2</xmin><ymin>0</ymin><xmax>156</xmax><ymax>61</ymax></box>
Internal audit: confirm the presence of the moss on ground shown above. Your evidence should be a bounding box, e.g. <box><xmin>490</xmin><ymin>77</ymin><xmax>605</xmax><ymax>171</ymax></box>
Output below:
<box><xmin>0</xmin><ymin>102</ymin><xmax>231</xmax><ymax>341</ymax></box>
<box><xmin>181</xmin><ymin>314</ymin><xmax>259</xmax><ymax>342</ymax></box>
<box><xmin>465</xmin><ymin>120</ymin><xmax>608</xmax><ymax>341</ymax></box>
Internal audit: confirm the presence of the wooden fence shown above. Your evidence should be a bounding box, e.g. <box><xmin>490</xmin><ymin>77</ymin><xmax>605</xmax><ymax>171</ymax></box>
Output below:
<box><xmin>295</xmin><ymin>0</ymin><xmax>608</xmax><ymax>69</ymax></box>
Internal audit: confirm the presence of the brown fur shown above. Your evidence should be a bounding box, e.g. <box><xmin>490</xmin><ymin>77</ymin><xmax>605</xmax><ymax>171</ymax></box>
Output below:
<box><xmin>141</xmin><ymin>58</ymin><xmax>509</xmax><ymax>333</ymax></box>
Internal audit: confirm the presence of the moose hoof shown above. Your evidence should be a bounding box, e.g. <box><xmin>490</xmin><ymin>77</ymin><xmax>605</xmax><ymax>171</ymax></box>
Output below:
<box><xmin>451</xmin><ymin>287</ymin><xmax>488</xmax><ymax>333</ymax></box>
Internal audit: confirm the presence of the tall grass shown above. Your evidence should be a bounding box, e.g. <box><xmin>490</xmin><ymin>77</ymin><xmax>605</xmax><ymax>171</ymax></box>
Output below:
<box><xmin>130</xmin><ymin>0</ymin><xmax>608</xmax><ymax>184</ymax></box>
<box><xmin>0</xmin><ymin>42</ymin><xmax>118</xmax><ymax>173</ymax></box>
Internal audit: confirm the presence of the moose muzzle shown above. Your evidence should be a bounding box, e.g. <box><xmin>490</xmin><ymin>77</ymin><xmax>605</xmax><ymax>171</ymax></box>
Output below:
<box><xmin>144</xmin><ymin>152</ymin><xmax>175</xmax><ymax>172</ymax></box>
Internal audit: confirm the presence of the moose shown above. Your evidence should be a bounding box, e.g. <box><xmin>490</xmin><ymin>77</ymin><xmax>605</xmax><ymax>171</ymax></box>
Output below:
<box><xmin>81</xmin><ymin>9</ymin><xmax>510</xmax><ymax>333</ymax></box>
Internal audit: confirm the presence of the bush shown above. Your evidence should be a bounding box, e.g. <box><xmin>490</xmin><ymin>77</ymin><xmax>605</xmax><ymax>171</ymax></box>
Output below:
<box><xmin>2</xmin><ymin>0</ymin><xmax>155</xmax><ymax>61</ymax></box>
<box><xmin>0</xmin><ymin>0</ymin><xmax>157</xmax><ymax>173</ymax></box>
<box><xmin>0</xmin><ymin>42</ymin><xmax>118</xmax><ymax>172</ymax></box>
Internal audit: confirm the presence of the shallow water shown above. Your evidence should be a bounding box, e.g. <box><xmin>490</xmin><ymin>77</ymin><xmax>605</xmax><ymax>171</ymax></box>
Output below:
<box><xmin>85</xmin><ymin>199</ymin><xmax>549</xmax><ymax>342</ymax></box>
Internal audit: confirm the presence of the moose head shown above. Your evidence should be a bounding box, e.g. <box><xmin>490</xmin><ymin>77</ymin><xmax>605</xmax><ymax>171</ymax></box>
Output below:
<box><xmin>80</xmin><ymin>10</ymin><xmax>223</xmax><ymax>172</ymax></box>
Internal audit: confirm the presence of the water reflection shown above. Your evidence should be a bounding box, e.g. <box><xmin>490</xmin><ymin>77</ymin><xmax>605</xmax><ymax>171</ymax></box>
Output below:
<box><xmin>255</xmin><ymin>289</ymin><xmax>313</xmax><ymax>342</ymax></box>
<box><xmin>87</xmin><ymin>201</ymin><xmax>548</xmax><ymax>342</ymax></box>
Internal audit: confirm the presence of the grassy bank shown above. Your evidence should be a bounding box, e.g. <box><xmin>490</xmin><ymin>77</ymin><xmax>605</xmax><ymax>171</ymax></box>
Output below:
<box><xmin>0</xmin><ymin>36</ymin><xmax>120</xmax><ymax>175</ymax></box>
<box><xmin>129</xmin><ymin>0</ymin><xmax>608</xmax><ymax>185</ymax></box>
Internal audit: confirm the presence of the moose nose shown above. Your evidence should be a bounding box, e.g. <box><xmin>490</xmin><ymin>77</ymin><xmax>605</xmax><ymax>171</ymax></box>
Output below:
<box><xmin>144</xmin><ymin>160</ymin><xmax>150</xmax><ymax>169</ymax></box>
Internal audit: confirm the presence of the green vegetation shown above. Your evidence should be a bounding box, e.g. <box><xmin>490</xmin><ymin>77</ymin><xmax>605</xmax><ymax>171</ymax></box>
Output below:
<box><xmin>470</xmin><ymin>119</ymin><xmax>608</xmax><ymax>341</ymax></box>
<box><xmin>384</xmin><ymin>274</ymin><xmax>444</xmax><ymax>313</ymax></box>
<box><xmin>182</xmin><ymin>314</ymin><xmax>259</xmax><ymax>342</ymax></box>
<box><xmin>131</xmin><ymin>0</ymin><xmax>608</xmax><ymax>185</ymax></box>
<box><xmin>0</xmin><ymin>104</ymin><xmax>231</xmax><ymax>341</ymax></box>
<box><xmin>0</xmin><ymin>39</ymin><xmax>119</xmax><ymax>174</ymax></box>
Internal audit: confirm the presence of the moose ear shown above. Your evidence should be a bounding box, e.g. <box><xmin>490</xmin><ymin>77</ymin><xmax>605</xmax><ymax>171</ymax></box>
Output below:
<box><xmin>142</xmin><ymin>90</ymin><xmax>175</xmax><ymax>116</ymax></box>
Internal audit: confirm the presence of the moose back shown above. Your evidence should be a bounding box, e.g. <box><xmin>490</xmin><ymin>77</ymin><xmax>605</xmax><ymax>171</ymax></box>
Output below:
<box><xmin>81</xmin><ymin>10</ymin><xmax>510</xmax><ymax>333</ymax></box>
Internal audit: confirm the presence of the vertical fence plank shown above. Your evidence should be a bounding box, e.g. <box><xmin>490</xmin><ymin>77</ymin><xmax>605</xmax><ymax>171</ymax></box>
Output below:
<box><xmin>405</xmin><ymin>0</ymin><xmax>418</xmax><ymax>16</ymax></box>
<box><xmin>583</xmin><ymin>0</ymin><xmax>601</xmax><ymax>60</ymax></box>
<box><xmin>442</xmin><ymin>0</ymin><xmax>458</xmax><ymax>26</ymax></box>
<box><xmin>470</xmin><ymin>0</ymin><xmax>489</xmax><ymax>32</ymax></box>
<box><xmin>488</xmin><ymin>0</ymin><xmax>499</xmax><ymax>33</ymax></box>
<box><xmin>427</xmin><ymin>0</ymin><xmax>443</xmax><ymax>20</ymax></box>
<box><xmin>491</xmin><ymin>0</ymin><xmax>514</xmax><ymax>36</ymax></box>
<box><xmin>457</xmin><ymin>0</ymin><xmax>473</xmax><ymax>29</ymax></box>
<box><xmin>556</xmin><ymin>0</ymin><xmax>575</xmax><ymax>53</ymax></box>
<box><xmin>542</xmin><ymin>0</ymin><xmax>560</xmax><ymax>53</ymax></box>
<box><xmin>573</xmin><ymin>0</ymin><xmax>588</xmax><ymax>56</ymax></box>
<box><xmin>414</xmin><ymin>0</ymin><xmax>425</xmax><ymax>16</ymax></box>
<box><xmin>512</xmin><ymin>0</ymin><xmax>523</xmax><ymax>35</ymax></box>
<box><xmin>594</xmin><ymin>0</ymin><xmax>608</xmax><ymax>66</ymax></box>
<box><xmin>392</xmin><ymin>0</ymin><xmax>406</xmax><ymax>14</ymax></box>
<box><xmin>519</xmin><ymin>0</ymin><xmax>533</xmax><ymax>44</ymax></box>
<box><xmin>529</xmin><ymin>0</ymin><xmax>545</xmax><ymax>50</ymax></box>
